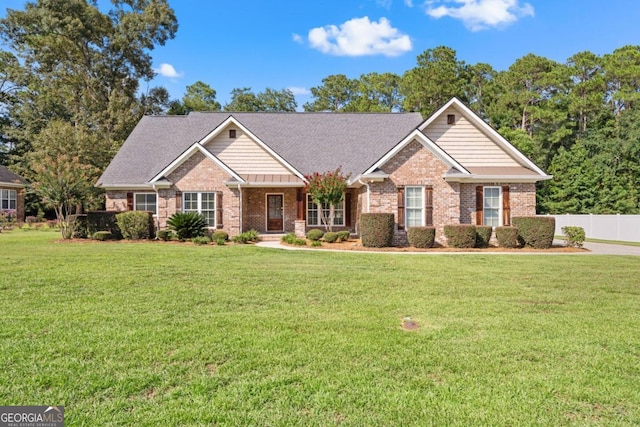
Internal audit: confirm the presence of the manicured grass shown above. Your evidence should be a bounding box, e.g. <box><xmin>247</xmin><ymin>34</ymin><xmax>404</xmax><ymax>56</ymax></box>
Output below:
<box><xmin>1</xmin><ymin>232</ymin><xmax>639</xmax><ymax>426</ymax></box>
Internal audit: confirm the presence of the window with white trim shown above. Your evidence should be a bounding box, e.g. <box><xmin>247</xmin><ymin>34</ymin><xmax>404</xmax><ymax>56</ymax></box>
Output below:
<box><xmin>134</xmin><ymin>193</ymin><xmax>157</xmax><ymax>214</ymax></box>
<box><xmin>183</xmin><ymin>192</ymin><xmax>216</xmax><ymax>227</ymax></box>
<box><xmin>306</xmin><ymin>194</ymin><xmax>344</xmax><ymax>226</ymax></box>
<box><xmin>405</xmin><ymin>186</ymin><xmax>424</xmax><ymax>228</ymax></box>
<box><xmin>1</xmin><ymin>189</ymin><xmax>17</xmax><ymax>210</ymax></box>
<box><xmin>483</xmin><ymin>187</ymin><xmax>501</xmax><ymax>227</ymax></box>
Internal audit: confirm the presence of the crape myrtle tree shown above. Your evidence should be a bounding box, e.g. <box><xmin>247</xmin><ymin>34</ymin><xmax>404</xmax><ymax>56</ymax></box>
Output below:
<box><xmin>304</xmin><ymin>168</ymin><xmax>350</xmax><ymax>232</ymax></box>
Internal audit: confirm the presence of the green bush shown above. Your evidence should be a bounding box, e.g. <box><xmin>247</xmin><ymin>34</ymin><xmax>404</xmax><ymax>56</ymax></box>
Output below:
<box><xmin>233</xmin><ymin>229</ymin><xmax>260</xmax><ymax>244</ymax></box>
<box><xmin>68</xmin><ymin>214</ymin><xmax>88</xmax><ymax>238</ymax></box>
<box><xmin>311</xmin><ymin>240</ymin><xmax>322</xmax><ymax>247</ymax></box>
<box><xmin>306</xmin><ymin>229</ymin><xmax>324</xmax><ymax>241</ymax></box>
<box><xmin>116</xmin><ymin>211</ymin><xmax>153</xmax><ymax>240</ymax></box>
<box><xmin>215</xmin><ymin>238</ymin><xmax>226</xmax><ymax>246</ymax></box>
<box><xmin>156</xmin><ymin>229</ymin><xmax>173</xmax><ymax>241</ymax></box>
<box><xmin>495</xmin><ymin>226</ymin><xmax>520</xmax><ymax>248</ymax></box>
<box><xmin>192</xmin><ymin>236</ymin><xmax>211</xmax><ymax>245</ymax></box>
<box><xmin>512</xmin><ymin>216</ymin><xmax>555</xmax><ymax>249</ymax></box>
<box><xmin>88</xmin><ymin>211</ymin><xmax>122</xmax><ymax>239</ymax></box>
<box><xmin>360</xmin><ymin>213</ymin><xmax>395</xmax><ymax>248</ymax></box>
<box><xmin>210</xmin><ymin>230</ymin><xmax>229</xmax><ymax>242</ymax></box>
<box><xmin>92</xmin><ymin>231</ymin><xmax>112</xmax><ymax>241</ymax></box>
<box><xmin>167</xmin><ymin>212</ymin><xmax>207</xmax><ymax>241</ymax></box>
<box><xmin>281</xmin><ymin>233</ymin><xmax>297</xmax><ymax>244</ymax></box>
<box><xmin>407</xmin><ymin>227</ymin><xmax>436</xmax><ymax>248</ymax></box>
<box><xmin>444</xmin><ymin>224</ymin><xmax>477</xmax><ymax>248</ymax></box>
<box><xmin>337</xmin><ymin>230</ymin><xmax>350</xmax><ymax>241</ymax></box>
<box><xmin>475</xmin><ymin>226</ymin><xmax>493</xmax><ymax>248</ymax></box>
<box><xmin>323</xmin><ymin>231</ymin><xmax>339</xmax><ymax>243</ymax></box>
<box><xmin>562</xmin><ymin>226</ymin><xmax>586</xmax><ymax>248</ymax></box>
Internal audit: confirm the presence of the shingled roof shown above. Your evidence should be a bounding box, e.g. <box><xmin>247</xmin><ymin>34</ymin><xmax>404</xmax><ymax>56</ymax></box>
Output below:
<box><xmin>0</xmin><ymin>165</ymin><xmax>27</xmax><ymax>186</ymax></box>
<box><xmin>97</xmin><ymin>112</ymin><xmax>424</xmax><ymax>186</ymax></box>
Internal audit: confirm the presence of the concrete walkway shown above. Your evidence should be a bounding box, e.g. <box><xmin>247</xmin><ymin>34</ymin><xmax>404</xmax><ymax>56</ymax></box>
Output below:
<box><xmin>256</xmin><ymin>239</ymin><xmax>640</xmax><ymax>256</ymax></box>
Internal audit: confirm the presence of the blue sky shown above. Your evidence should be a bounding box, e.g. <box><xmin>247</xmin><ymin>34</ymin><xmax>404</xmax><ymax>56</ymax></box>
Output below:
<box><xmin>3</xmin><ymin>0</ymin><xmax>640</xmax><ymax>108</ymax></box>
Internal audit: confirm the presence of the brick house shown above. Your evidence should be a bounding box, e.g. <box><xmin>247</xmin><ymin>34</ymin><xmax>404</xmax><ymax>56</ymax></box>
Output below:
<box><xmin>0</xmin><ymin>165</ymin><xmax>27</xmax><ymax>222</ymax></box>
<box><xmin>97</xmin><ymin>98</ymin><xmax>551</xmax><ymax>244</ymax></box>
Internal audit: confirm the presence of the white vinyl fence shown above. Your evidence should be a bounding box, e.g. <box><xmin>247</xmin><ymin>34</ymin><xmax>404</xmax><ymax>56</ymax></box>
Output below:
<box><xmin>541</xmin><ymin>214</ymin><xmax>640</xmax><ymax>243</ymax></box>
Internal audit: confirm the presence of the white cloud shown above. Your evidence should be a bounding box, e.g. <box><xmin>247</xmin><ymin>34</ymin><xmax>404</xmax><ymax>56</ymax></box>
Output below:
<box><xmin>307</xmin><ymin>16</ymin><xmax>412</xmax><ymax>57</ymax></box>
<box><xmin>154</xmin><ymin>63</ymin><xmax>183</xmax><ymax>78</ymax></box>
<box><xmin>287</xmin><ymin>86</ymin><xmax>311</xmax><ymax>96</ymax></box>
<box><xmin>376</xmin><ymin>0</ymin><xmax>393</xmax><ymax>8</ymax></box>
<box><xmin>426</xmin><ymin>0</ymin><xmax>534</xmax><ymax>31</ymax></box>
<box><xmin>292</xmin><ymin>33</ymin><xmax>303</xmax><ymax>44</ymax></box>
<box><xmin>405</xmin><ymin>0</ymin><xmax>414</xmax><ymax>6</ymax></box>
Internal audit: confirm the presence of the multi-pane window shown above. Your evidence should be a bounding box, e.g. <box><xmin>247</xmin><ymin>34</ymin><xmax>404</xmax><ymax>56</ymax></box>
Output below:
<box><xmin>483</xmin><ymin>187</ymin><xmax>501</xmax><ymax>227</ymax></box>
<box><xmin>134</xmin><ymin>193</ymin><xmax>157</xmax><ymax>214</ymax></box>
<box><xmin>1</xmin><ymin>189</ymin><xmax>16</xmax><ymax>210</ymax></box>
<box><xmin>184</xmin><ymin>192</ymin><xmax>216</xmax><ymax>227</ymax></box>
<box><xmin>405</xmin><ymin>186</ymin><xmax>423</xmax><ymax>228</ymax></box>
<box><xmin>306</xmin><ymin>195</ymin><xmax>344</xmax><ymax>226</ymax></box>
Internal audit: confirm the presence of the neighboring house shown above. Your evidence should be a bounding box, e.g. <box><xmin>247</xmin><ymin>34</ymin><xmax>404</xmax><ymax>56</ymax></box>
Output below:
<box><xmin>0</xmin><ymin>165</ymin><xmax>27</xmax><ymax>222</ymax></box>
<box><xmin>97</xmin><ymin>98</ymin><xmax>551</xmax><ymax>244</ymax></box>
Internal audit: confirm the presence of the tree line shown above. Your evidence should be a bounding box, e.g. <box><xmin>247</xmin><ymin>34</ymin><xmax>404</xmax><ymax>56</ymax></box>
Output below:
<box><xmin>0</xmin><ymin>1</ymin><xmax>638</xmax><ymax>216</ymax></box>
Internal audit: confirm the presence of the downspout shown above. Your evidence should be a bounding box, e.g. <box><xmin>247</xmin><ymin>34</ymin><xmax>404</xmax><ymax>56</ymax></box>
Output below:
<box><xmin>237</xmin><ymin>184</ymin><xmax>243</xmax><ymax>234</ymax></box>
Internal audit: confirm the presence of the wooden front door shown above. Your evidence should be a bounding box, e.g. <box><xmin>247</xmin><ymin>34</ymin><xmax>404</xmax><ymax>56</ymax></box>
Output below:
<box><xmin>267</xmin><ymin>194</ymin><xmax>284</xmax><ymax>232</ymax></box>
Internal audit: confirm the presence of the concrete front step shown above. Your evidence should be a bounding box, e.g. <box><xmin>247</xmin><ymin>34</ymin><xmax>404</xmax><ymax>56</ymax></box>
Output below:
<box><xmin>259</xmin><ymin>233</ymin><xmax>287</xmax><ymax>242</ymax></box>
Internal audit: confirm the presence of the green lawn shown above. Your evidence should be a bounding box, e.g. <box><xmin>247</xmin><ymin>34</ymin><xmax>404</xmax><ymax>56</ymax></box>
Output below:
<box><xmin>1</xmin><ymin>232</ymin><xmax>639</xmax><ymax>426</ymax></box>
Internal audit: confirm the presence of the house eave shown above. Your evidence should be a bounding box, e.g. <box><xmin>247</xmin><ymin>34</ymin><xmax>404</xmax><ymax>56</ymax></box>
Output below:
<box><xmin>96</xmin><ymin>183</ymin><xmax>157</xmax><ymax>190</ymax></box>
<box><xmin>0</xmin><ymin>181</ymin><xmax>27</xmax><ymax>188</ymax></box>
<box><xmin>226</xmin><ymin>181</ymin><xmax>306</xmax><ymax>188</ymax></box>
<box><xmin>443</xmin><ymin>174</ymin><xmax>553</xmax><ymax>183</ymax></box>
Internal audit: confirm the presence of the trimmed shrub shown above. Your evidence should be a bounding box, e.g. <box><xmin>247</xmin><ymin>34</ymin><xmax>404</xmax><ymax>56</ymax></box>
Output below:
<box><xmin>192</xmin><ymin>236</ymin><xmax>211</xmax><ymax>245</ymax></box>
<box><xmin>444</xmin><ymin>224</ymin><xmax>477</xmax><ymax>248</ymax></box>
<box><xmin>407</xmin><ymin>226</ymin><xmax>436</xmax><ymax>248</ymax></box>
<box><xmin>311</xmin><ymin>240</ymin><xmax>322</xmax><ymax>247</ymax></box>
<box><xmin>281</xmin><ymin>233</ymin><xmax>297</xmax><ymax>244</ymax></box>
<box><xmin>156</xmin><ymin>229</ymin><xmax>173</xmax><ymax>241</ymax></box>
<box><xmin>92</xmin><ymin>231</ymin><xmax>112</xmax><ymax>241</ymax></box>
<box><xmin>562</xmin><ymin>226</ymin><xmax>586</xmax><ymax>248</ymax></box>
<box><xmin>337</xmin><ymin>230</ymin><xmax>351</xmax><ymax>241</ymax></box>
<box><xmin>167</xmin><ymin>212</ymin><xmax>207</xmax><ymax>240</ymax></box>
<box><xmin>495</xmin><ymin>226</ymin><xmax>520</xmax><ymax>248</ymax></box>
<box><xmin>306</xmin><ymin>229</ymin><xmax>324</xmax><ymax>241</ymax></box>
<box><xmin>116</xmin><ymin>211</ymin><xmax>153</xmax><ymax>240</ymax></box>
<box><xmin>323</xmin><ymin>232</ymin><xmax>339</xmax><ymax>243</ymax></box>
<box><xmin>475</xmin><ymin>226</ymin><xmax>493</xmax><ymax>248</ymax></box>
<box><xmin>512</xmin><ymin>216</ymin><xmax>555</xmax><ymax>249</ymax></box>
<box><xmin>215</xmin><ymin>237</ymin><xmax>226</xmax><ymax>246</ymax></box>
<box><xmin>360</xmin><ymin>213</ymin><xmax>395</xmax><ymax>248</ymax></box>
<box><xmin>88</xmin><ymin>211</ymin><xmax>122</xmax><ymax>239</ymax></box>
<box><xmin>68</xmin><ymin>214</ymin><xmax>88</xmax><ymax>238</ymax></box>
<box><xmin>233</xmin><ymin>229</ymin><xmax>260</xmax><ymax>244</ymax></box>
<box><xmin>210</xmin><ymin>230</ymin><xmax>229</xmax><ymax>242</ymax></box>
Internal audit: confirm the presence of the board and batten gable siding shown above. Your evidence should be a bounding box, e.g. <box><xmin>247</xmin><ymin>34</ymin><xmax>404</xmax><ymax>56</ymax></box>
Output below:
<box><xmin>423</xmin><ymin>106</ymin><xmax>520</xmax><ymax>168</ymax></box>
<box><xmin>204</xmin><ymin>127</ymin><xmax>292</xmax><ymax>176</ymax></box>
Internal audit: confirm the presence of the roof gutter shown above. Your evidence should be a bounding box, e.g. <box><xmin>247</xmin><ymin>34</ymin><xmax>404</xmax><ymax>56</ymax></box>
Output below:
<box><xmin>443</xmin><ymin>174</ymin><xmax>553</xmax><ymax>183</ymax></box>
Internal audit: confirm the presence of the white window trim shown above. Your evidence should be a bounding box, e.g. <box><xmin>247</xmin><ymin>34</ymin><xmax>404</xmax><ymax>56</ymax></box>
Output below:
<box><xmin>133</xmin><ymin>192</ymin><xmax>157</xmax><ymax>215</ymax></box>
<box><xmin>183</xmin><ymin>192</ymin><xmax>217</xmax><ymax>228</ymax></box>
<box><xmin>483</xmin><ymin>186</ymin><xmax>502</xmax><ymax>227</ymax></box>
<box><xmin>1</xmin><ymin>189</ymin><xmax>17</xmax><ymax>211</ymax></box>
<box><xmin>306</xmin><ymin>194</ymin><xmax>345</xmax><ymax>227</ymax></box>
<box><xmin>405</xmin><ymin>186</ymin><xmax>425</xmax><ymax>229</ymax></box>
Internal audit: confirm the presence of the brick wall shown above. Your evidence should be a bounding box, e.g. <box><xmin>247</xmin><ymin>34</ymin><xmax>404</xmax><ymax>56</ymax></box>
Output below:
<box><xmin>374</xmin><ymin>139</ymin><xmax>461</xmax><ymax>244</ymax></box>
<box><xmin>1</xmin><ymin>186</ymin><xmax>25</xmax><ymax>222</ymax></box>
<box><xmin>460</xmin><ymin>182</ymin><xmax>537</xmax><ymax>225</ymax></box>
<box><xmin>242</xmin><ymin>187</ymin><xmax>298</xmax><ymax>233</ymax></box>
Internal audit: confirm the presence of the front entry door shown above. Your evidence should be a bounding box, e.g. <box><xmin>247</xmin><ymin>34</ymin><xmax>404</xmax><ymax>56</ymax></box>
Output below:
<box><xmin>267</xmin><ymin>194</ymin><xmax>284</xmax><ymax>232</ymax></box>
